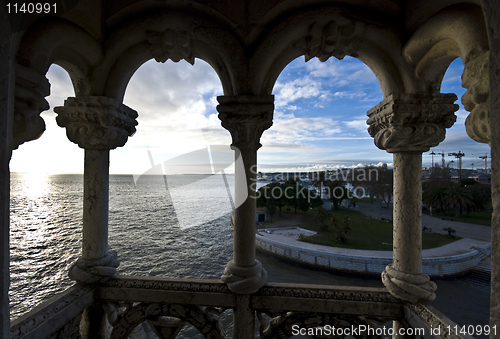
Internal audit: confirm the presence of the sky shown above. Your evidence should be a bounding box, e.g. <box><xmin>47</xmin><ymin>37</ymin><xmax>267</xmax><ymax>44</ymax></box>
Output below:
<box><xmin>9</xmin><ymin>55</ymin><xmax>491</xmax><ymax>175</ymax></box>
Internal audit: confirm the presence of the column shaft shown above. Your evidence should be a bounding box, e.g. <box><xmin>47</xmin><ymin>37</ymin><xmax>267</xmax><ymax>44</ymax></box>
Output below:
<box><xmin>82</xmin><ymin>149</ymin><xmax>110</xmax><ymax>260</ymax></box>
<box><xmin>233</xmin><ymin>148</ymin><xmax>257</xmax><ymax>267</ymax></box>
<box><xmin>232</xmin><ymin>295</ymin><xmax>254</xmax><ymax>339</ymax></box>
<box><xmin>392</xmin><ymin>152</ymin><xmax>422</xmax><ymax>274</ymax></box>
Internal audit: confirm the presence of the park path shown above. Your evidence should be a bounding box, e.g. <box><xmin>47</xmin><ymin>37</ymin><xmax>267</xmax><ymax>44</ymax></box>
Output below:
<box><xmin>356</xmin><ymin>203</ymin><xmax>491</xmax><ymax>242</ymax></box>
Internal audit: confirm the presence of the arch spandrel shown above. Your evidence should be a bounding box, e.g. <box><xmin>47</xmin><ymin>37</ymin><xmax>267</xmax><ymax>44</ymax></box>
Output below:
<box><xmin>94</xmin><ymin>10</ymin><xmax>246</xmax><ymax>102</ymax></box>
<box><xmin>246</xmin><ymin>6</ymin><xmax>414</xmax><ymax>99</ymax></box>
<box><xmin>13</xmin><ymin>17</ymin><xmax>102</xmax><ymax>148</ymax></box>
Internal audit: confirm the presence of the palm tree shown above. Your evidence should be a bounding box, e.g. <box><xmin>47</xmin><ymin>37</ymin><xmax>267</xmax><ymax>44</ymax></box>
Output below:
<box><xmin>445</xmin><ymin>184</ymin><xmax>474</xmax><ymax>217</ymax></box>
<box><xmin>423</xmin><ymin>185</ymin><xmax>449</xmax><ymax>214</ymax></box>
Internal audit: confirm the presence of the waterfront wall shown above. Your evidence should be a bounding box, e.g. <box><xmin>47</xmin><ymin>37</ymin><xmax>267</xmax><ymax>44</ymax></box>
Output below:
<box><xmin>256</xmin><ymin>231</ymin><xmax>490</xmax><ymax>277</ymax></box>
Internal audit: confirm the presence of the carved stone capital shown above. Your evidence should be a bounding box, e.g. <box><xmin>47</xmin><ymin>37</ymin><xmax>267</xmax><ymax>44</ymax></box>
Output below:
<box><xmin>294</xmin><ymin>17</ymin><xmax>361</xmax><ymax>62</ymax></box>
<box><xmin>12</xmin><ymin>64</ymin><xmax>50</xmax><ymax>149</ymax></box>
<box><xmin>55</xmin><ymin>96</ymin><xmax>138</xmax><ymax>150</ymax></box>
<box><xmin>221</xmin><ymin>259</ymin><xmax>267</xmax><ymax>294</ymax></box>
<box><xmin>463</xmin><ymin>52</ymin><xmax>490</xmax><ymax>144</ymax></box>
<box><xmin>146</xmin><ymin>29</ymin><xmax>195</xmax><ymax>65</ymax></box>
<box><xmin>381</xmin><ymin>264</ymin><xmax>437</xmax><ymax>303</ymax></box>
<box><xmin>217</xmin><ymin>95</ymin><xmax>274</xmax><ymax>151</ymax></box>
<box><xmin>367</xmin><ymin>93</ymin><xmax>458</xmax><ymax>153</ymax></box>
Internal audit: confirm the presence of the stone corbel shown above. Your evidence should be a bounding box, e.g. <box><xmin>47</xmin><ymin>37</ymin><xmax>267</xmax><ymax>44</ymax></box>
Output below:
<box><xmin>12</xmin><ymin>64</ymin><xmax>50</xmax><ymax>149</ymax></box>
<box><xmin>463</xmin><ymin>52</ymin><xmax>490</xmax><ymax>145</ymax></box>
<box><xmin>367</xmin><ymin>93</ymin><xmax>458</xmax><ymax>153</ymax></box>
<box><xmin>54</xmin><ymin>96</ymin><xmax>138</xmax><ymax>149</ymax></box>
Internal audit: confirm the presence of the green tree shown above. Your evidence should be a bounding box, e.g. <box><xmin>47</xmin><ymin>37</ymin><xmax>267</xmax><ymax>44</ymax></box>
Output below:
<box><xmin>312</xmin><ymin>206</ymin><xmax>330</xmax><ymax>231</ymax></box>
<box><xmin>445</xmin><ymin>184</ymin><xmax>473</xmax><ymax>217</ymax></box>
<box><xmin>326</xmin><ymin>180</ymin><xmax>349</xmax><ymax>209</ymax></box>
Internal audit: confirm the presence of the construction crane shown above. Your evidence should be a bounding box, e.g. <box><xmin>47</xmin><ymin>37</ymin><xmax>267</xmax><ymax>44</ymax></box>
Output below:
<box><xmin>429</xmin><ymin>151</ymin><xmax>436</xmax><ymax>172</ymax></box>
<box><xmin>448</xmin><ymin>151</ymin><xmax>465</xmax><ymax>179</ymax></box>
<box><xmin>479</xmin><ymin>155</ymin><xmax>488</xmax><ymax>174</ymax></box>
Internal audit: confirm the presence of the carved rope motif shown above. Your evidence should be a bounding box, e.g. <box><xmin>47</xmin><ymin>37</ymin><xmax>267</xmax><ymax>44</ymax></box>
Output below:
<box><xmin>367</xmin><ymin>93</ymin><xmax>458</xmax><ymax>153</ymax></box>
<box><xmin>147</xmin><ymin>30</ymin><xmax>195</xmax><ymax>65</ymax></box>
<box><xmin>12</xmin><ymin>63</ymin><xmax>50</xmax><ymax>149</ymax></box>
<box><xmin>55</xmin><ymin>96</ymin><xmax>138</xmax><ymax>149</ymax></box>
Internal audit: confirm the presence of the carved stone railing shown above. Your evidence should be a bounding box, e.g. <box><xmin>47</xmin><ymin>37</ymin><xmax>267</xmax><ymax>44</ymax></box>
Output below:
<box><xmin>10</xmin><ymin>277</ymin><xmax>477</xmax><ymax>339</ymax></box>
<box><xmin>10</xmin><ymin>285</ymin><xmax>94</xmax><ymax>339</ymax></box>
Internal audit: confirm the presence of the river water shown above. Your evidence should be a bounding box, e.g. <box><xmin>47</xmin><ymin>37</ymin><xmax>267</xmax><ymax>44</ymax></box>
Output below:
<box><xmin>9</xmin><ymin>173</ymin><xmax>490</xmax><ymax>337</ymax></box>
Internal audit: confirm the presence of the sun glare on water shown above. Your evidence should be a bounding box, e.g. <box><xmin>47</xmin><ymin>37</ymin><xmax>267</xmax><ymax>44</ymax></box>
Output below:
<box><xmin>20</xmin><ymin>172</ymin><xmax>50</xmax><ymax>199</ymax></box>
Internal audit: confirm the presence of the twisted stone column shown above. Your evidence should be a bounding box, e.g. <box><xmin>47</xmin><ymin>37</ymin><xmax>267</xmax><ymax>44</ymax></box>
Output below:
<box><xmin>367</xmin><ymin>93</ymin><xmax>458</xmax><ymax>304</ymax></box>
<box><xmin>217</xmin><ymin>95</ymin><xmax>273</xmax><ymax>339</ymax></box>
<box><xmin>55</xmin><ymin>96</ymin><xmax>138</xmax><ymax>284</ymax></box>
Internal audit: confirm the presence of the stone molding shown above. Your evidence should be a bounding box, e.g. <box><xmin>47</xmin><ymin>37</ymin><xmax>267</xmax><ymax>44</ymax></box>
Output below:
<box><xmin>463</xmin><ymin>52</ymin><xmax>491</xmax><ymax>144</ymax></box>
<box><xmin>55</xmin><ymin>96</ymin><xmax>138</xmax><ymax>150</ymax></box>
<box><xmin>146</xmin><ymin>29</ymin><xmax>195</xmax><ymax>65</ymax></box>
<box><xmin>381</xmin><ymin>264</ymin><xmax>437</xmax><ymax>304</ymax></box>
<box><xmin>12</xmin><ymin>64</ymin><xmax>50</xmax><ymax>149</ymax></box>
<box><xmin>367</xmin><ymin>93</ymin><xmax>458</xmax><ymax>153</ymax></box>
<box><xmin>10</xmin><ymin>285</ymin><xmax>93</xmax><ymax>339</ymax></box>
<box><xmin>405</xmin><ymin>304</ymin><xmax>473</xmax><ymax>339</ymax></box>
<box><xmin>103</xmin><ymin>276</ymin><xmax>231</xmax><ymax>294</ymax></box>
<box><xmin>217</xmin><ymin>95</ymin><xmax>274</xmax><ymax>151</ymax></box>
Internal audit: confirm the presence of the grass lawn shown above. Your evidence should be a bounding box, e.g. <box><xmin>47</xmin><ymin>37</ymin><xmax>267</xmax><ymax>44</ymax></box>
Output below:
<box><xmin>423</xmin><ymin>209</ymin><xmax>492</xmax><ymax>226</ymax></box>
<box><xmin>299</xmin><ymin>208</ymin><xmax>459</xmax><ymax>251</ymax></box>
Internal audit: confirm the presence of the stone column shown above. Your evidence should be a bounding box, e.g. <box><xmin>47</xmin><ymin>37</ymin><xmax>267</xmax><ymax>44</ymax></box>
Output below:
<box><xmin>217</xmin><ymin>95</ymin><xmax>273</xmax><ymax>338</ymax></box>
<box><xmin>0</xmin><ymin>8</ymin><xmax>13</xmax><ymax>337</ymax></box>
<box><xmin>367</xmin><ymin>93</ymin><xmax>458</xmax><ymax>304</ymax></box>
<box><xmin>55</xmin><ymin>96</ymin><xmax>138</xmax><ymax>284</ymax></box>
<box><xmin>481</xmin><ymin>0</ymin><xmax>500</xmax><ymax>333</ymax></box>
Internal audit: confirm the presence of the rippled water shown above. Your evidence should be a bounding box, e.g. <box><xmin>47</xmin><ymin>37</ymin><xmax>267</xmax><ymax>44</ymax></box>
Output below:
<box><xmin>9</xmin><ymin>173</ymin><xmax>491</xmax><ymax>338</ymax></box>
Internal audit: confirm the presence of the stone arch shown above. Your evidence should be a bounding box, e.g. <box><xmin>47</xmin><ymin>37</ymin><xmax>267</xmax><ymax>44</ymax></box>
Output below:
<box><xmin>13</xmin><ymin>17</ymin><xmax>102</xmax><ymax>148</ymax></box>
<box><xmin>403</xmin><ymin>3</ymin><xmax>490</xmax><ymax>144</ymax></box>
<box><xmin>16</xmin><ymin>17</ymin><xmax>102</xmax><ymax>96</ymax></box>
<box><xmin>92</xmin><ymin>9</ymin><xmax>245</xmax><ymax>102</ymax></box>
<box><xmin>247</xmin><ymin>6</ymin><xmax>413</xmax><ymax>98</ymax></box>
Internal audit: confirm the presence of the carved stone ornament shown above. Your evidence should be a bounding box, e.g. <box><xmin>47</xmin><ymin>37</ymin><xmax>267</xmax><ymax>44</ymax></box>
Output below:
<box><xmin>258</xmin><ymin>311</ymin><xmax>390</xmax><ymax>339</ymax></box>
<box><xmin>69</xmin><ymin>251</ymin><xmax>120</xmax><ymax>284</ymax></box>
<box><xmin>107</xmin><ymin>302</ymin><xmax>226</xmax><ymax>339</ymax></box>
<box><xmin>147</xmin><ymin>30</ymin><xmax>195</xmax><ymax>65</ymax></box>
<box><xmin>367</xmin><ymin>93</ymin><xmax>458</xmax><ymax>153</ymax></box>
<box><xmin>221</xmin><ymin>259</ymin><xmax>267</xmax><ymax>294</ymax></box>
<box><xmin>217</xmin><ymin>95</ymin><xmax>274</xmax><ymax>152</ymax></box>
<box><xmin>54</xmin><ymin>96</ymin><xmax>138</xmax><ymax>149</ymax></box>
<box><xmin>381</xmin><ymin>264</ymin><xmax>437</xmax><ymax>303</ymax></box>
<box><xmin>294</xmin><ymin>17</ymin><xmax>360</xmax><ymax>62</ymax></box>
<box><xmin>463</xmin><ymin>52</ymin><xmax>491</xmax><ymax>144</ymax></box>
<box><xmin>12</xmin><ymin>64</ymin><xmax>50</xmax><ymax>149</ymax></box>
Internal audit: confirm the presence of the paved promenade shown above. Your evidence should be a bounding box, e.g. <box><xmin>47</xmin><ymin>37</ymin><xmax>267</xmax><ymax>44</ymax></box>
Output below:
<box><xmin>256</xmin><ymin>203</ymin><xmax>492</xmax><ymax>275</ymax></box>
